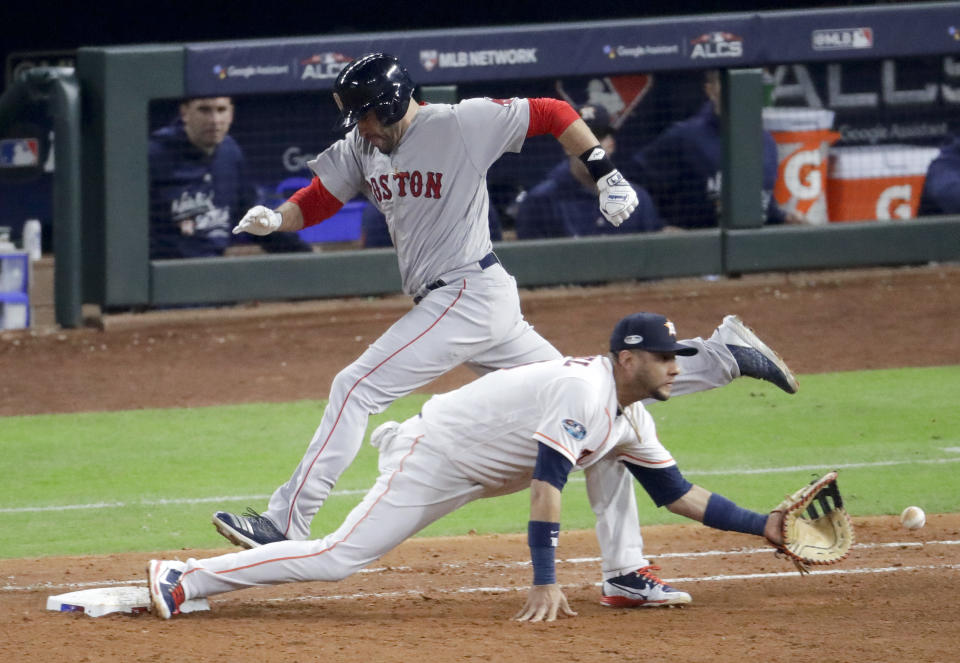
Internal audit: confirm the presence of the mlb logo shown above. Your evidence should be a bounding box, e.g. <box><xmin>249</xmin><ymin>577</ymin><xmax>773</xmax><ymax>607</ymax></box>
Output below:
<box><xmin>851</xmin><ymin>28</ymin><xmax>873</xmax><ymax>48</ymax></box>
<box><xmin>420</xmin><ymin>50</ymin><xmax>438</xmax><ymax>72</ymax></box>
<box><xmin>0</xmin><ymin>138</ymin><xmax>39</xmax><ymax>167</ymax></box>
<box><xmin>554</xmin><ymin>74</ymin><xmax>653</xmax><ymax>130</ymax></box>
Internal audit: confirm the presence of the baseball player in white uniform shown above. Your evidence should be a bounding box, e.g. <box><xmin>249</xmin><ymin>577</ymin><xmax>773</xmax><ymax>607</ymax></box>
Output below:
<box><xmin>150</xmin><ymin>312</ymin><xmax>790</xmax><ymax>621</ymax></box>
<box><xmin>213</xmin><ymin>54</ymin><xmax>799</xmax><ymax>594</ymax></box>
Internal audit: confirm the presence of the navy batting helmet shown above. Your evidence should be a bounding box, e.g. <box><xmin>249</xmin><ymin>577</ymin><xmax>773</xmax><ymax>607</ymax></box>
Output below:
<box><xmin>333</xmin><ymin>53</ymin><xmax>415</xmax><ymax>129</ymax></box>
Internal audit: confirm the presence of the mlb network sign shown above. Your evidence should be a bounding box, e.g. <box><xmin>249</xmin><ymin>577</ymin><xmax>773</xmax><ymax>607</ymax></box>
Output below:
<box><xmin>420</xmin><ymin>48</ymin><xmax>538</xmax><ymax>71</ymax></box>
<box><xmin>812</xmin><ymin>27</ymin><xmax>874</xmax><ymax>51</ymax></box>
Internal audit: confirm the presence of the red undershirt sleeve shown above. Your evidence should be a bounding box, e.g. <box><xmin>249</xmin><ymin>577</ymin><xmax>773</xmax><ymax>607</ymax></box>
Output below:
<box><xmin>287</xmin><ymin>177</ymin><xmax>345</xmax><ymax>228</ymax></box>
<box><xmin>526</xmin><ymin>98</ymin><xmax>580</xmax><ymax>139</ymax></box>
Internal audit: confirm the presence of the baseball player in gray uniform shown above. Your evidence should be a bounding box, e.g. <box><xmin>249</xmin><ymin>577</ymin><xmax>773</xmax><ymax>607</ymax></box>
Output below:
<box><xmin>150</xmin><ymin>312</ymin><xmax>791</xmax><ymax>621</ymax></box>
<box><xmin>214</xmin><ymin>54</ymin><xmax>798</xmax><ymax>595</ymax></box>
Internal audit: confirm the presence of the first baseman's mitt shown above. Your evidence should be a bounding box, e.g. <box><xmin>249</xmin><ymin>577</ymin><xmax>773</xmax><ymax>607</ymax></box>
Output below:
<box><xmin>769</xmin><ymin>470</ymin><xmax>854</xmax><ymax>574</ymax></box>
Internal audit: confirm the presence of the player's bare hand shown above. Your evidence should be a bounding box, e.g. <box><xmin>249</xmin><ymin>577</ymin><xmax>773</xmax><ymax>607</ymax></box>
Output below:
<box><xmin>513</xmin><ymin>584</ymin><xmax>577</xmax><ymax>623</ymax></box>
<box><xmin>596</xmin><ymin>169</ymin><xmax>639</xmax><ymax>227</ymax></box>
<box><xmin>233</xmin><ymin>205</ymin><xmax>283</xmax><ymax>236</ymax></box>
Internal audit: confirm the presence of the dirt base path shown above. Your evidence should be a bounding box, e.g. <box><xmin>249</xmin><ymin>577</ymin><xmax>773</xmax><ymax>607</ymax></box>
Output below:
<box><xmin>3</xmin><ymin>515</ymin><xmax>958</xmax><ymax>662</ymax></box>
<box><xmin>1</xmin><ymin>264</ymin><xmax>958</xmax><ymax>416</ymax></box>
<box><xmin>1</xmin><ymin>263</ymin><xmax>958</xmax><ymax>661</ymax></box>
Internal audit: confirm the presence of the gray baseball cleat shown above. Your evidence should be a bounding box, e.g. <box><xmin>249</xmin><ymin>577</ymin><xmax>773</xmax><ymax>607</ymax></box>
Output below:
<box><xmin>718</xmin><ymin>315</ymin><xmax>799</xmax><ymax>394</ymax></box>
<box><xmin>212</xmin><ymin>508</ymin><xmax>286</xmax><ymax>549</ymax></box>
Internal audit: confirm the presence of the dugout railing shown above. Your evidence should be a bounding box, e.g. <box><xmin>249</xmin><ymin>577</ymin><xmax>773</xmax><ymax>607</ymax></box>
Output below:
<box><xmin>6</xmin><ymin>3</ymin><xmax>960</xmax><ymax>326</ymax></box>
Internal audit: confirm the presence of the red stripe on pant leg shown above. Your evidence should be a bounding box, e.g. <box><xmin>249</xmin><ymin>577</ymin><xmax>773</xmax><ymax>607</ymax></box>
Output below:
<box><xmin>282</xmin><ymin>280</ymin><xmax>467</xmax><ymax>536</ymax></box>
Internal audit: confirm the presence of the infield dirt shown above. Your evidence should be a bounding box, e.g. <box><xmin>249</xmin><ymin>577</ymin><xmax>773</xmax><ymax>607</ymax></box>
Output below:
<box><xmin>1</xmin><ymin>264</ymin><xmax>958</xmax><ymax>662</ymax></box>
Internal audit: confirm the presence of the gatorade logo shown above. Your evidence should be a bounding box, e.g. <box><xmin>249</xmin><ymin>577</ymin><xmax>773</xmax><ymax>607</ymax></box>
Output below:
<box><xmin>875</xmin><ymin>184</ymin><xmax>913</xmax><ymax>220</ymax></box>
<box><xmin>771</xmin><ymin>129</ymin><xmax>840</xmax><ymax>223</ymax></box>
<box><xmin>783</xmin><ymin>148</ymin><xmax>824</xmax><ymax>199</ymax></box>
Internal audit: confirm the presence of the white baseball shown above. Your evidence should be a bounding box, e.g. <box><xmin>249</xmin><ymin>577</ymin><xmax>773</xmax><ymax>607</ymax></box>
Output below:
<box><xmin>900</xmin><ymin>506</ymin><xmax>925</xmax><ymax>530</ymax></box>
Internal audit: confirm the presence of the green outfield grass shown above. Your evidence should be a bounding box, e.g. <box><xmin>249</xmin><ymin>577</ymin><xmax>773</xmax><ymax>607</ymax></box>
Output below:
<box><xmin>1</xmin><ymin>366</ymin><xmax>958</xmax><ymax>559</ymax></box>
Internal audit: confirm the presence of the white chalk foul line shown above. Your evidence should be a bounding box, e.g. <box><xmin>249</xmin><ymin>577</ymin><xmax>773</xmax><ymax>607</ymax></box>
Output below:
<box><xmin>443</xmin><ymin>539</ymin><xmax>960</xmax><ymax>569</ymax></box>
<box><xmin>0</xmin><ymin>562</ymin><xmax>406</xmax><ymax>593</ymax></box>
<box><xmin>0</xmin><ymin>492</ymin><xmax>362</xmax><ymax>514</ymax></box>
<box><xmin>4</xmin><ymin>455</ymin><xmax>960</xmax><ymax>514</ymax></box>
<box><xmin>669</xmin><ymin>562</ymin><xmax>960</xmax><ymax>584</ymax></box>
<box><xmin>684</xmin><ymin>456</ymin><xmax>960</xmax><ymax>477</ymax></box>
<box><xmin>17</xmin><ymin>563</ymin><xmax>956</xmax><ymax>603</ymax></box>
<box><xmin>266</xmin><ymin>562</ymin><xmax>960</xmax><ymax>604</ymax></box>
<box><xmin>5</xmin><ymin>540</ymin><xmax>959</xmax><ymax>594</ymax></box>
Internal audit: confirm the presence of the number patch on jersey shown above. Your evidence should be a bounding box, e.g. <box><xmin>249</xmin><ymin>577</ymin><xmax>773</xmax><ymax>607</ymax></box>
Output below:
<box><xmin>563</xmin><ymin>356</ymin><xmax>595</xmax><ymax>368</ymax></box>
<box><xmin>561</xmin><ymin>418</ymin><xmax>587</xmax><ymax>440</ymax></box>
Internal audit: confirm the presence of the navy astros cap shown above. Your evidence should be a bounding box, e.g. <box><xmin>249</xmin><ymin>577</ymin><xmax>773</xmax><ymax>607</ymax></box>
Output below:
<box><xmin>610</xmin><ymin>313</ymin><xmax>698</xmax><ymax>356</ymax></box>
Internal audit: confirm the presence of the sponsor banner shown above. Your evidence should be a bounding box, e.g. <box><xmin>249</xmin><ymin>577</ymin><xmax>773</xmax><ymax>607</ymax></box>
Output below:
<box><xmin>184</xmin><ymin>5</ymin><xmax>960</xmax><ymax>95</ymax></box>
<box><xmin>595</xmin><ymin>15</ymin><xmax>757</xmax><ymax>70</ymax></box>
<box><xmin>762</xmin><ymin>4</ymin><xmax>960</xmax><ymax>62</ymax></box>
<box><xmin>185</xmin><ymin>18</ymin><xmax>759</xmax><ymax>96</ymax></box>
<box><xmin>186</xmin><ymin>37</ymin><xmax>410</xmax><ymax>95</ymax></box>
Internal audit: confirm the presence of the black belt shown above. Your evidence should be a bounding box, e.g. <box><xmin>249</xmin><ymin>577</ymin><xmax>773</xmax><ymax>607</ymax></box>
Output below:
<box><xmin>414</xmin><ymin>252</ymin><xmax>500</xmax><ymax>304</ymax></box>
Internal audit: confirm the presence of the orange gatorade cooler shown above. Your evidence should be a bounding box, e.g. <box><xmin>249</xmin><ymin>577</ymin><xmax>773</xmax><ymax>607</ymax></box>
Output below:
<box><xmin>763</xmin><ymin>108</ymin><xmax>841</xmax><ymax>225</ymax></box>
<box><xmin>826</xmin><ymin>145</ymin><xmax>941</xmax><ymax>222</ymax></box>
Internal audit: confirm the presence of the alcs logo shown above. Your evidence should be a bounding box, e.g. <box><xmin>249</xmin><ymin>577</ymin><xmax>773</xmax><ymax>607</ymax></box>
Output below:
<box><xmin>300</xmin><ymin>53</ymin><xmax>352</xmax><ymax>80</ymax></box>
<box><xmin>690</xmin><ymin>32</ymin><xmax>743</xmax><ymax>59</ymax></box>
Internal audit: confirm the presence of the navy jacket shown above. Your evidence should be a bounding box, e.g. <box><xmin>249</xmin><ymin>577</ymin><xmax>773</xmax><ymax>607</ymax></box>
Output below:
<box><xmin>630</xmin><ymin>102</ymin><xmax>785</xmax><ymax>229</ymax></box>
<box><xmin>514</xmin><ymin>160</ymin><xmax>661</xmax><ymax>239</ymax></box>
<box><xmin>149</xmin><ymin>121</ymin><xmax>309</xmax><ymax>258</ymax></box>
<box><xmin>918</xmin><ymin>135</ymin><xmax>960</xmax><ymax>215</ymax></box>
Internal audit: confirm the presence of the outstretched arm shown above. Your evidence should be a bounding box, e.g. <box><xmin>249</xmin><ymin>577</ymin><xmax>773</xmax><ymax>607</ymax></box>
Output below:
<box><xmin>233</xmin><ymin>177</ymin><xmax>344</xmax><ymax>236</ymax></box>
<box><xmin>624</xmin><ymin>462</ymin><xmax>783</xmax><ymax>544</ymax></box>
<box><xmin>665</xmin><ymin>483</ymin><xmax>782</xmax><ymax>545</ymax></box>
<box><xmin>232</xmin><ymin>201</ymin><xmax>304</xmax><ymax>237</ymax></box>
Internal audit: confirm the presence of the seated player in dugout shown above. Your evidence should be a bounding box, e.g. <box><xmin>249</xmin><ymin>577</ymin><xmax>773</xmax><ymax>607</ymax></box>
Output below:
<box><xmin>629</xmin><ymin>70</ymin><xmax>805</xmax><ymax>231</ymax></box>
<box><xmin>514</xmin><ymin>103</ymin><xmax>662</xmax><ymax>238</ymax></box>
<box><xmin>149</xmin><ymin>312</ymin><xmax>833</xmax><ymax>622</ymax></box>
<box><xmin>148</xmin><ymin>96</ymin><xmax>312</xmax><ymax>259</ymax></box>
<box><xmin>918</xmin><ymin>132</ymin><xmax>960</xmax><ymax>215</ymax></box>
